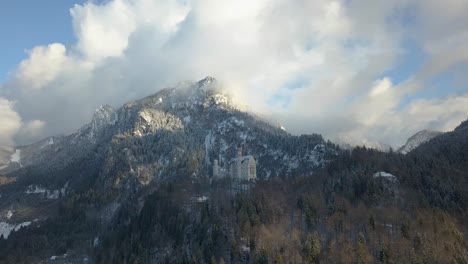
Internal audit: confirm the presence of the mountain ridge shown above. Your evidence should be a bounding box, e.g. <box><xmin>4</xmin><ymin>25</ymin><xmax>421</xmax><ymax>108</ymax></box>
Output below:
<box><xmin>0</xmin><ymin>76</ymin><xmax>339</xmax><ymax>205</ymax></box>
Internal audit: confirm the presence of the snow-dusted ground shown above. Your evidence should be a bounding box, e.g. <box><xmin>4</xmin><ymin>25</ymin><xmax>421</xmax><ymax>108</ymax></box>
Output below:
<box><xmin>47</xmin><ymin>190</ymin><xmax>60</xmax><ymax>199</ymax></box>
<box><xmin>196</xmin><ymin>196</ymin><xmax>209</xmax><ymax>202</ymax></box>
<box><xmin>0</xmin><ymin>221</ymin><xmax>31</xmax><ymax>239</ymax></box>
<box><xmin>373</xmin><ymin>171</ymin><xmax>397</xmax><ymax>181</ymax></box>
<box><xmin>41</xmin><ymin>137</ymin><xmax>55</xmax><ymax>149</ymax></box>
<box><xmin>25</xmin><ymin>185</ymin><xmax>47</xmax><ymax>194</ymax></box>
<box><xmin>25</xmin><ymin>185</ymin><xmax>66</xmax><ymax>199</ymax></box>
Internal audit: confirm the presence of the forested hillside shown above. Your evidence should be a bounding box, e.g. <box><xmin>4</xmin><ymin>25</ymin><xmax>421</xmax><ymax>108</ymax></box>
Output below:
<box><xmin>2</xmin><ymin>127</ymin><xmax>468</xmax><ymax>263</ymax></box>
<box><xmin>0</xmin><ymin>79</ymin><xmax>467</xmax><ymax>263</ymax></box>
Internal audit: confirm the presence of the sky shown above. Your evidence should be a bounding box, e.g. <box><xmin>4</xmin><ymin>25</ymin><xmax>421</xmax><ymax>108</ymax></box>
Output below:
<box><xmin>0</xmin><ymin>0</ymin><xmax>467</xmax><ymax>147</ymax></box>
<box><xmin>0</xmin><ymin>0</ymin><xmax>88</xmax><ymax>82</ymax></box>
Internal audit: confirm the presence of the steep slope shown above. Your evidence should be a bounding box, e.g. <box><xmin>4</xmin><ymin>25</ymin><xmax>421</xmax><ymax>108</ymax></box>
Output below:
<box><xmin>398</xmin><ymin>129</ymin><xmax>442</xmax><ymax>154</ymax></box>
<box><xmin>96</xmin><ymin>77</ymin><xmax>338</xmax><ymax>191</ymax></box>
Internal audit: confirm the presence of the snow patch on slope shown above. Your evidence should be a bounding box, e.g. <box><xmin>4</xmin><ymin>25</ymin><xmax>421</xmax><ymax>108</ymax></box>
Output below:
<box><xmin>25</xmin><ymin>185</ymin><xmax>66</xmax><ymax>199</ymax></box>
<box><xmin>10</xmin><ymin>149</ymin><xmax>21</xmax><ymax>163</ymax></box>
<box><xmin>0</xmin><ymin>221</ymin><xmax>31</xmax><ymax>239</ymax></box>
<box><xmin>373</xmin><ymin>171</ymin><xmax>397</xmax><ymax>182</ymax></box>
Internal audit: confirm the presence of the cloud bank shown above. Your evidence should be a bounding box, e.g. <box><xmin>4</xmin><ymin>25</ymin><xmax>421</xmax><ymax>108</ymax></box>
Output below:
<box><xmin>1</xmin><ymin>0</ymin><xmax>468</xmax><ymax>147</ymax></box>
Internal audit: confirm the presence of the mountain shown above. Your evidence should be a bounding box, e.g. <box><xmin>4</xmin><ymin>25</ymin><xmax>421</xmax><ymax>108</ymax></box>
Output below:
<box><xmin>0</xmin><ymin>77</ymin><xmax>339</xmax><ymax>251</ymax></box>
<box><xmin>398</xmin><ymin>129</ymin><xmax>443</xmax><ymax>154</ymax></box>
<box><xmin>1</xmin><ymin>77</ymin><xmax>337</xmax><ymax>180</ymax></box>
<box><xmin>2</xmin><ymin>77</ymin><xmax>338</xmax><ymax>190</ymax></box>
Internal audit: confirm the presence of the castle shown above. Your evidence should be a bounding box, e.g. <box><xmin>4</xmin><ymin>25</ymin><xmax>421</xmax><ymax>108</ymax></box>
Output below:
<box><xmin>213</xmin><ymin>148</ymin><xmax>257</xmax><ymax>181</ymax></box>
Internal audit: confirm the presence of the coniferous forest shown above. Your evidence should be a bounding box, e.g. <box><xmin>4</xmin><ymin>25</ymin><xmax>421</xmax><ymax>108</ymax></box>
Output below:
<box><xmin>1</xmin><ymin>141</ymin><xmax>467</xmax><ymax>263</ymax></box>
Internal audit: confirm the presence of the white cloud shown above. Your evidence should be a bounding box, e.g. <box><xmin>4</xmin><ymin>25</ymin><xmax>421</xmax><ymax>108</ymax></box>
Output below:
<box><xmin>16</xmin><ymin>43</ymin><xmax>68</xmax><ymax>90</ymax></box>
<box><xmin>0</xmin><ymin>98</ymin><xmax>22</xmax><ymax>146</ymax></box>
<box><xmin>404</xmin><ymin>95</ymin><xmax>468</xmax><ymax>132</ymax></box>
<box><xmin>17</xmin><ymin>120</ymin><xmax>46</xmax><ymax>141</ymax></box>
<box><xmin>71</xmin><ymin>0</ymin><xmax>136</xmax><ymax>60</ymax></box>
<box><xmin>0</xmin><ymin>0</ymin><xmax>467</xmax><ymax>147</ymax></box>
<box><xmin>70</xmin><ymin>0</ymin><xmax>190</xmax><ymax>61</ymax></box>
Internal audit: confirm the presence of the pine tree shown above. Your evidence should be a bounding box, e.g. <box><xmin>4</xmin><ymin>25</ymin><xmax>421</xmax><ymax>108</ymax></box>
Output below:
<box><xmin>302</xmin><ymin>232</ymin><xmax>321</xmax><ymax>263</ymax></box>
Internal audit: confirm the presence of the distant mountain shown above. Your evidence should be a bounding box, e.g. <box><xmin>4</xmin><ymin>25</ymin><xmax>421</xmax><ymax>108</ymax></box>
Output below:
<box><xmin>398</xmin><ymin>129</ymin><xmax>443</xmax><ymax>154</ymax></box>
<box><xmin>334</xmin><ymin>137</ymin><xmax>392</xmax><ymax>152</ymax></box>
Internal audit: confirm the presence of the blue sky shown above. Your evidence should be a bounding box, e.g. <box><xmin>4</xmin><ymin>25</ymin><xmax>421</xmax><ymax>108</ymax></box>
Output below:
<box><xmin>0</xmin><ymin>0</ymin><xmax>87</xmax><ymax>81</ymax></box>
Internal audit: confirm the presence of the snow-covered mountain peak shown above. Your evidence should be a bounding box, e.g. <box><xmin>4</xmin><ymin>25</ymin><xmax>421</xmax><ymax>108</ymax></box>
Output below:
<box><xmin>196</xmin><ymin>76</ymin><xmax>216</xmax><ymax>88</ymax></box>
<box><xmin>137</xmin><ymin>77</ymin><xmax>238</xmax><ymax>111</ymax></box>
<box><xmin>183</xmin><ymin>76</ymin><xmax>219</xmax><ymax>100</ymax></box>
